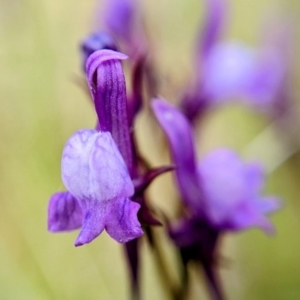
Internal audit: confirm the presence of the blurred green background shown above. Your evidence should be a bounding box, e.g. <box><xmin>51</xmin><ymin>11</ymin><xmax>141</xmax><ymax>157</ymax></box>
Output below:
<box><xmin>0</xmin><ymin>0</ymin><xmax>300</xmax><ymax>299</ymax></box>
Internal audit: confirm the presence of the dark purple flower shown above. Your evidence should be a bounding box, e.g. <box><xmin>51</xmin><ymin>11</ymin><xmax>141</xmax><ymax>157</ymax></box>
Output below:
<box><xmin>152</xmin><ymin>98</ymin><xmax>280</xmax><ymax>232</ymax></box>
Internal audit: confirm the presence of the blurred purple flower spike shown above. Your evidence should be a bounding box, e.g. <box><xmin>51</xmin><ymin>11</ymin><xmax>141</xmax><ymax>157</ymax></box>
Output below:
<box><xmin>199</xmin><ymin>149</ymin><xmax>281</xmax><ymax>232</ymax></box>
<box><xmin>48</xmin><ymin>50</ymin><xmax>144</xmax><ymax>246</ymax></box>
<box><xmin>103</xmin><ymin>0</ymin><xmax>146</xmax><ymax>58</ymax></box>
<box><xmin>181</xmin><ymin>0</ymin><xmax>285</xmax><ymax>121</ymax></box>
<box><xmin>152</xmin><ymin>98</ymin><xmax>281</xmax><ymax>299</ymax></box>
<box><xmin>152</xmin><ymin>98</ymin><xmax>281</xmax><ymax>233</ymax></box>
<box><xmin>202</xmin><ymin>42</ymin><xmax>285</xmax><ymax>109</ymax></box>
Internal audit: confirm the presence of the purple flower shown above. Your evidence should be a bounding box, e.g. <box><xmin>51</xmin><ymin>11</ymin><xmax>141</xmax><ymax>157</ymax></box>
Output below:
<box><xmin>152</xmin><ymin>98</ymin><xmax>280</xmax><ymax>233</ymax></box>
<box><xmin>198</xmin><ymin>149</ymin><xmax>280</xmax><ymax>232</ymax></box>
<box><xmin>181</xmin><ymin>0</ymin><xmax>285</xmax><ymax>121</ymax></box>
<box><xmin>152</xmin><ymin>98</ymin><xmax>281</xmax><ymax>298</ymax></box>
<box><xmin>48</xmin><ymin>50</ymin><xmax>144</xmax><ymax>246</ymax></box>
<box><xmin>201</xmin><ymin>42</ymin><xmax>284</xmax><ymax>109</ymax></box>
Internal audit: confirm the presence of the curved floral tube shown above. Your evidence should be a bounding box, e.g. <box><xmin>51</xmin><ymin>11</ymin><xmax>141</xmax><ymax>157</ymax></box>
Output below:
<box><xmin>86</xmin><ymin>49</ymin><xmax>134</xmax><ymax>174</ymax></box>
<box><xmin>151</xmin><ymin>98</ymin><xmax>204</xmax><ymax>213</ymax></box>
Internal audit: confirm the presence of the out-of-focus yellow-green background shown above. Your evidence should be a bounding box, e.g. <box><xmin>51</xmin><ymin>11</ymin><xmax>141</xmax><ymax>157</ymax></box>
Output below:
<box><xmin>1</xmin><ymin>0</ymin><xmax>300</xmax><ymax>299</ymax></box>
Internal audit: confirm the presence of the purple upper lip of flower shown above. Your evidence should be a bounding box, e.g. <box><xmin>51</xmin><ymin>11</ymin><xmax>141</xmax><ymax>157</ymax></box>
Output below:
<box><xmin>151</xmin><ymin>98</ymin><xmax>281</xmax><ymax>233</ymax></box>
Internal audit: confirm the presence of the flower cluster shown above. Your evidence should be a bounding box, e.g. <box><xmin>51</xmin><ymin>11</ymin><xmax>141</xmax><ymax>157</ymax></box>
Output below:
<box><xmin>47</xmin><ymin>0</ymin><xmax>285</xmax><ymax>299</ymax></box>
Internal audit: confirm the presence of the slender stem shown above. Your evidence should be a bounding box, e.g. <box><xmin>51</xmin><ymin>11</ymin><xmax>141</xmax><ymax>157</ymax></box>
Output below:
<box><xmin>202</xmin><ymin>262</ymin><xmax>224</xmax><ymax>300</ymax></box>
<box><xmin>146</xmin><ymin>227</ymin><xmax>181</xmax><ymax>300</ymax></box>
<box><xmin>124</xmin><ymin>239</ymin><xmax>141</xmax><ymax>300</ymax></box>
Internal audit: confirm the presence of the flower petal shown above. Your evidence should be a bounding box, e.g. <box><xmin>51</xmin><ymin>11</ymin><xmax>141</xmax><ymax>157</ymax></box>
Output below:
<box><xmin>198</xmin><ymin>148</ymin><xmax>281</xmax><ymax>232</ymax></box>
<box><xmin>244</xmin><ymin>162</ymin><xmax>265</xmax><ymax>193</ymax></box>
<box><xmin>62</xmin><ymin>129</ymin><xmax>134</xmax><ymax>202</ymax></box>
<box><xmin>74</xmin><ymin>203</ymin><xmax>106</xmax><ymax>246</ymax></box>
<box><xmin>198</xmin><ymin>149</ymin><xmax>248</xmax><ymax>225</ymax></box>
<box><xmin>254</xmin><ymin>196</ymin><xmax>282</xmax><ymax>215</ymax></box>
<box><xmin>151</xmin><ymin>98</ymin><xmax>203</xmax><ymax>212</ymax></box>
<box><xmin>229</xmin><ymin>200</ymin><xmax>275</xmax><ymax>234</ymax></box>
<box><xmin>202</xmin><ymin>42</ymin><xmax>258</xmax><ymax>103</ymax></box>
<box><xmin>75</xmin><ymin>198</ymin><xmax>142</xmax><ymax>246</ymax></box>
<box><xmin>105</xmin><ymin>197</ymin><xmax>143</xmax><ymax>243</ymax></box>
<box><xmin>86</xmin><ymin>49</ymin><xmax>133</xmax><ymax>173</ymax></box>
<box><xmin>48</xmin><ymin>191</ymin><xmax>82</xmax><ymax>232</ymax></box>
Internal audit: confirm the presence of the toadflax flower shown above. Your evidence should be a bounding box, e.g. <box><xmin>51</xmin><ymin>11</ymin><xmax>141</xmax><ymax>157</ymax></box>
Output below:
<box><xmin>181</xmin><ymin>0</ymin><xmax>285</xmax><ymax>122</ymax></box>
<box><xmin>152</xmin><ymin>98</ymin><xmax>280</xmax><ymax>233</ymax></box>
<box><xmin>48</xmin><ymin>50</ymin><xmax>144</xmax><ymax>246</ymax></box>
<box><xmin>152</xmin><ymin>98</ymin><xmax>281</xmax><ymax>298</ymax></box>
